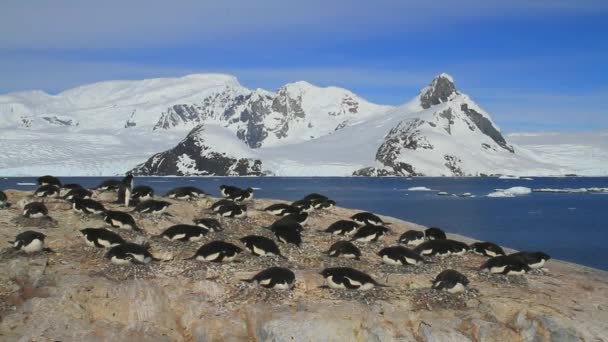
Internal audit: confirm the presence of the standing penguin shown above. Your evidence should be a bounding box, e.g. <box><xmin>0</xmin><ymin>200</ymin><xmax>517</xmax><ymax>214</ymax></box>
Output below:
<box><xmin>10</xmin><ymin>231</ymin><xmax>51</xmax><ymax>253</ymax></box>
<box><xmin>241</xmin><ymin>267</ymin><xmax>296</xmax><ymax>290</ymax></box>
<box><xmin>23</xmin><ymin>202</ymin><xmax>48</xmax><ymax>218</ymax></box>
<box><xmin>432</xmin><ymin>269</ymin><xmax>470</xmax><ymax>293</ymax></box>
<box><xmin>117</xmin><ymin>174</ymin><xmax>134</xmax><ymax>207</ymax></box>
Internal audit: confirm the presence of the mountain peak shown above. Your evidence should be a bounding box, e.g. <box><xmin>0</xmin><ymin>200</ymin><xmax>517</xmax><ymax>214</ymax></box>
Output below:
<box><xmin>419</xmin><ymin>73</ymin><xmax>459</xmax><ymax>109</ymax></box>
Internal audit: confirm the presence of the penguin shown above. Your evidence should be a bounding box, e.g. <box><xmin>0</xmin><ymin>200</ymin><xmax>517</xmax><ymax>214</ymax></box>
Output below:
<box><xmin>60</xmin><ymin>183</ymin><xmax>83</xmax><ymax>196</ymax></box>
<box><xmin>131</xmin><ymin>185</ymin><xmax>154</xmax><ymax>202</ymax></box>
<box><xmin>9</xmin><ymin>231</ymin><xmax>49</xmax><ymax>253</ymax></box>
<box><xmin>270</xmin><ymin>217</ymin><xmax>304</xmax><ymax>233</ymax></box>
<box><xmin>220</xmin><ymin>185</ymin><xmax>254</xmax><ymax>202</ymax></box>
<box><xmin>414</xmin><ymin>240</ymin><xmax>453</xmax><ymax>257</ymax></box>
<box><xmin>302</xmin><ymin>193</ymin><xmax>329</xmax><ymax>203</ymax></box>
<box><xmin>166</xmin><ymin>186</ymin><xmax>207</xmax><ymax>200</ymax></box>
<box><xmin>0</xmin><ymin>190</ymin><xmax>10</xmax><ymax>209</ymax></box>
<box><xmin>37</xmin><ymin>175</ymin><xmax>61</xmax><ymax>187</ymax></box>
<box><xmin>72</xmin><ymin>198</ymin><xmax>106</xmax><ymax>215</ymax></box>
<box><xmin>291</xmin><ymin>200</ymin><xmax>314</xmax><ymax>213</ymax></box>
<box><xmin>264</xmin><ymin>203</ymin><xmax>300</xmax><ymax>216</ymax></box>
<box><xmin>425</xmin><ymin>227</ymin><xmax>447</xmax><ymax>240</ymax></box>
<box><xmin>219</xmin><ymin>185</ymin><xmax>241</xmax><ymax>197</ymax></box>
<box><xmin>80</xmin><ymin>228</ymin><xmax>125</xmax><ymax>248</ymax></box>
<box><xmin>95</xmin><ymin>179</ymin><xmax>122</xmax><ymax>192</ymax></box>
<box><xmin>276</xmin><ymin>212</ymin><xmax>308</xmax><ymax>226</ymax></box>
<box><xmin>23</xmin><ymin>202</ymin><xmax>48</xmax><ymax>218</ymax></box>
<box><xmin>105</xmin><ymin>243</ymin><xmax>155</xmax><ymax>265</ymax></box>
<box><xmin>431</xmin><ymin>269</ymin><xmax>469</xmax><ymax>293</ymax></box>
<box><xmin>351</xmin><ymin>225</ymin><xmax>389</xmax><ymax>242</ymax></box>
<box><xmin>324</xmin><ymin>220</ymin><xmax>359</xmax><ymax>236</ymax></box>
<box><xmin>313</xmin><ymin>200</ymin><xmax>336</xmax><ymax>210</ymax></box>
<box><xmin>470</xmin><ymin>242</ymin><xmax>506</xmax><ymax>257</ymax></box>
<box><xmin>326</xmin><ymin>240</ymin><xmax>361</xmax><ymax>259</ymax></box>
<box><xmin>398</xmin><ymin>230</ymin><xmax>425</xmax><ymax>247</ymax></box>
<box><xmin>193</xmin><ymin>218</ymin><xmax>223</xmax><ymax>232</ymax></box>
<box><xmin>378</xmin><ymin>246</ymin><xmax>425</xmax><ymax>266</ymax></box>
<box><xmin>230</xmin><ymin>188</ymin><xmax>254</xmax><ymax>202</ymax></box>
<box><xmin>480</xmin><ymin>255</ymin><xmax>531</xmax><ymax>275</ymax></box>
<box><xmin>240</xmin><ymin>235</ymin><xmax>287</xmax><ymax>258</ymax></box>
<box><xmin>188</xmin><ymin>241</ymin><xmax>242</xmax><ymax>262</ymax></box>
<box><xmin>133</xmin><ymin>200</ymin><xmax>171</xmax><ymax>215</ymax></box>
<box><xmin>320</xmin><ymin>267</ymin><xmax>387</xmax><ymax>290</ymax></box>
<box><xmin>351</xmin><ymin>212</ymin><xmax>388</xmax><ymax>226</ymax></box>
<box><xmin>241</xmin><ymin>267</ymin><xmax>296</xmax><ymax>290</ymax></box>
<box><xmin>217</xmin><ymin>202</ymin><xmax>247</xmax><ymax>218</ymax></box>
<box><xmin>104</xmin><ymin>210</ymin><xmax>140</xmax><ymax>231</ymax></box>
<box><xmin>270</xmin><ymin>220</ymin><xmax>303</xmax><ymax>247</ymax></box>
<box><xmin>159</xmin><ymin>224</ymin><xmax>209</xmax><ymax>242</ymax></box>
<box><xmin>34</xmin><ymin>184</ymin><xmax>60</xmax><ymax>198</ymax></box>
<box><xmin>211</xmin><ymin>199</ymin><xmax>234</xmax><ymax>212</ymax></box>
<box><xmin>63</xmin><ymin>187</ymin><xmax>93</xmax><ymax>200</ymax></box>
<box><xmin>510</xmin><ymin>251</ymin><xmax>551</xmax><ymax>269</ymax></box>
<box><xmin>445</xmin><ymin>239</ymin><xmax>469</xmax><ymax>256</ymax></box>
<box><xmin>116</xmin><ymin>174</ymin><xmax>134</xmax><ymax>207</ymax></box>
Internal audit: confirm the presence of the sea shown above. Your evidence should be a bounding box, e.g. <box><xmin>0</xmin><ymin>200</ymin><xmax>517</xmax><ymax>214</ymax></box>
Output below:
<box><xmin>2</xmin><ymin>176</ymin><xmax>607</xmax><ymax>271</ymax></box>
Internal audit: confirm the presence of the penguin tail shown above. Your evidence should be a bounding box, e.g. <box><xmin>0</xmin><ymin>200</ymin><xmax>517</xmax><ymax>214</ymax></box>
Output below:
<box><xmin>43</xmin><ymin>247</ymin><xmax>55</xmax><ymax>253</ymax></box>
<box><xmin>183</xmin><ymin>255</ymin><xmax>197</xmax><ymax>261</ymax></box>
<box><xmin>152</xmin><ymin>257</ymin><xmax>163</xmax><ymax>262</ymax></box>
<box><xmin>279</xmin><ymin>254</ymin><xmax>288</xmax><ymax>260</ymax></box>
<box><xmin>132</xmin><ymin>225</ymin><xmax>142</xmax><ymax>232</ymax></box>
<box><xmin>7</xmin><ymin>240</ymin><xmax>14</xmax><ymax>244</ymax></box>
<box><xmin>374</xmin><ymin>282</ymin><xmax>390</xmax><ymax>288</ymax></box>
<box><xmin>240</xmin><ymin>278</ymin><xmax>255</xmax><ymax>283</ymax></box>
<box><xmin>318</xmin><ymin>285</ymin><xmax>330</xmax><ymax>289</ymax></box>
<box><xmin>384</xmin><ymin>222</ymin><xmax>393</xmax><ymax>226</ymax></box>
<box><xmin>163</xmin><ymin>212</ymin><xmax>174</xmax><ymax>217</ymax></box>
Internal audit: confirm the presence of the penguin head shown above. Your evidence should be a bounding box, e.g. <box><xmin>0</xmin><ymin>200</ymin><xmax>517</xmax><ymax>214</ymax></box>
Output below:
<box><xmin>535</xmin><ymin>252</ymin><xmax>551</xmax><ymax>261</ymax></box>
<box><xmin>245</xmin><ymin>188</ymin><xmax>254</xmax><ymax>194</ymax></box>
<box><xmin>319</xmin><ymin>269</ymin><xmax>332</xmax><ymax>277</ymax></box>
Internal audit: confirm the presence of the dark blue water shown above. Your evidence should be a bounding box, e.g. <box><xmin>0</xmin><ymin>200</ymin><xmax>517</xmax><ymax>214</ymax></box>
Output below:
<box><xmin>2</xmin><ymin>177</ymin><xmax>607</xmax><ymax>270</ymax></box>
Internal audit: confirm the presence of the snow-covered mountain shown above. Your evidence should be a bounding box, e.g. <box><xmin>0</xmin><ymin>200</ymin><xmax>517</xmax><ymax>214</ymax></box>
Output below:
<box><xmin>0</xmin><ymin>73</ymin><xmax>604</xmax><ymax>176</ymax></box>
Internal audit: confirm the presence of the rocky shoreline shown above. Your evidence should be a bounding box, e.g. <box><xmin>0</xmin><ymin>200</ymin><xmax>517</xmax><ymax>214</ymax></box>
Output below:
<box><xmin>1</xmin><ymin>189</ymin><xmax>607</xmax><ymax>341</ymax></box>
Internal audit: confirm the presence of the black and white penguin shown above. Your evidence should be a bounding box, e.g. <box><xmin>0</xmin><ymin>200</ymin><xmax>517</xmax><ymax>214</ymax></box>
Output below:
<box><xmin>313</xmin><ymin>200</ymin><xmax>336</xmax><ymax>210</ymax></box>
<box><xmin>60</xmin><ymin>183</ymin><xmax>83</xmax><ymax>197</ymax></box>
<box><xmin>80</xmin><ymin>228</ymin><xmax>125</xmax><ymax>248</ymax></box>
<box><xmin>133</xmin><ymin>200</ymin><xmax>171</xmax><ymax>215</ymax></box>
<box><xmin>351</xmin><ymin>224</ymin><xmax>390</xmax><ymax>242</ymax></box>
<box><xmin>431</xmin><ymin>269</ymin><xmax>469</xmax><ymax>293</ymax></box>
<box><xmin>263</xmin><ymin>203</ymin><xmax>300</xmax><ymax>216</ymax></box>
<box><xmin>240</xmin><ymin>235</ymin><xmax>287</xmax><ymax>258</ymax></box>
<box><xmin>166</xmin><ymin>186</ymin><xmax>207</xmax><ymax>200</ymax></box>
<box><xmin>211</xmin><ymin>199</ymin><xmax>234</xmax><ymax>212</ymax></box>
<box><xmin>351</xmin><ymin>212</ymin><xmax>388</xmax><ymax>226</ymax></box>
<box><xmin>326</xmin><ymin>240</ymin><xmax>361</xmax><ymax>259</ymax></box>
<box><xmin>131</xmin><ymin>185</ymin><xmax>154</xmax><ymax>202</ymax></box>
<box><xmin>159</xmin><ymin>224</ymin><xmax>209</xmax><ymax>242</ymax></box>
<box><xmin>270</xmin><ymin>220</ymin><xmax>303</xmax><ymax>247</ymax></box>
<box><xmin>220</xmin><ymin>185</ymin><xmax>254</xmax><ymax>202</ymax></box>
<box><xmin>398</xmin><ymin>230</ymin><xmax>425</xmax><ymax>247</ymax></box>
<box><xmin>219</xmin><ymin>185</ymin><xmax>241</xmax><ymax>197</ymax></box>
<box><xmin>72</xmin><ymin>198</ymin><xmax>106</xmax><ymax>215</ymax></box>
<box><xmin>378</xmin><ymin>246</ymin><xmax>425</xmax><ymax>266</ymax></box>
<box><xmin>217</xmin><ymin>202</ymin><xmax>247</xmax><ymax>218</ymax></box>
<box><xmin>116</xmin><ymin>174</ymin><xmax>134</xmax><ymax>207</ymax></box>
<box><xmin>9</xmin><ymin>231</ymin><xmax>49</xmax><ymax>253</ymax></box>
<box><xmin>95</xmin><ymin>179</ymin><xmax>122</xmax><ymax>192</ymax></box>
<box><xmin>320</xmin><ymin>267</ymin><xmax>387</xmax><ymax>290</ymax></box>
<box><xmin>291</xmin><ymin>200</ymin><xmax>314</xmax><ymax>213</ymax></box>
<box><xmin>63</xmin><ymin>187</ymin><xmax>93</xmax><ymax>200</ymax></box>
<box><xmin>104</xmin><ymin>210</ymin><xmax>140</xmax><ymax>231</ymax></box>
<box><xmin>23</xmin><ymin>202</ymin><xmax>48</xmax><ymax>218</ymax></box>
<box><xmin>188</xmin><ymin>241</ymin><xmax>242</xmax><ymax>262</ymax></box>
<box><xmin>445</xmin><ymin>239</ymin><xmax>469</xmax><ymax>256</ymax></box>
<box><xmin>276</xmin><ymin>212</ymin><xmax>308</xmax><ymax>226</ymax></box>
<box><xmin>324</xmin><ymin>220</ymin><xmax>359</xmax><ymax>236</ymax></box>
<box><xmin>480</xmin><ymin>255</ymin><xmax>531</xmax><ymax>275</ymax></box>
<box><xmin>414</xmin><ymin>240</ymin><xmax>453</xmax><ymax>257</ymax></box>
<box><xmin>37</xmin><ymin>175</ymin><xmax>61</xmax><ymax>187</ymax></box>
<box><xmin>470</xmin><ymin>242</ymin><xmax>506</xmax><ymax>257</ymax></box>
<box><xmin>105</xmin><ymin>243</ymin><xmax>155</xmax><ymax>265</ymax></box>
<box><xmin>510</xmin><ymin>251</ymin><xmax>551</xmax><ymax>269</ymax></box>
<box><xmin>193</xmin><ymin>218</ymin><xmax>223</xmax><ymax>232</ymax></box>
<box><xmin>241</xmin><ymin>267</ymin><xmax>296</xmax><ymax>290</ymax></box>
<box><xmin>231</xmin><ymin>188</ymin><xmax>254</xmax><ymax>202</ymax></box>
<box><xmin>34</xmin><ymin>184</ymin><xmax>60</xmax><ymax>198</ymax></box>
<box><xmin>425</xmin><ymin>227</ymin><xmax>447</xmax><ymax>240</ymax></box>
<box><xmin>0</xmin><ymin>190</ymin><xmax>10</xmax><ymax>209</ymax></box>
<box><xmin>302</xmin><ymin>193</ymin><xmax>329</xmax><ymax>204</ymax></box>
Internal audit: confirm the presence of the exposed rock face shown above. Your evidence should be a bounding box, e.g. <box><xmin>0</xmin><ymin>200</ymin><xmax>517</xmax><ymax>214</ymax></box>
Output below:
<box><xmin>460</xmin><ymin>104</ymin><xmax>514</xmax><ymax>153</ymax></box>
<box><xmin>1</xmin><ymin>190</ymin><xmax>607</xmax><ymax>341</ymax></box>
<box><xmin>131</xmin><ymin>125</ymin><xmax>264</xmax><ymax>176</ymax></box>
<box><xmin>41</xmin><ymin>116</ymin><xmax>78</xmax><ymax>127</ymax></box>
<box><xmin>420</xmin><ymin>73</ymin><xmax>459</xmax><ymax>109</ymax></box>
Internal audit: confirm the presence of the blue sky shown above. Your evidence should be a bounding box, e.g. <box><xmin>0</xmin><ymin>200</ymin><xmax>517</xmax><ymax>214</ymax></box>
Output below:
<box><xmin>0</xmin><ymin>0</ymin><xmax>606</xmax><ymax>132</ymax></box>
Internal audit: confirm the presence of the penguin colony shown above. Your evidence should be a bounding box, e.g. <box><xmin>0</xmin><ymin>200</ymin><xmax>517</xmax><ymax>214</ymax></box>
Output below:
<box><xmin>1</xmin><ymin>175</ymin><xmax>552</xmax><ymax>295</ymax></box>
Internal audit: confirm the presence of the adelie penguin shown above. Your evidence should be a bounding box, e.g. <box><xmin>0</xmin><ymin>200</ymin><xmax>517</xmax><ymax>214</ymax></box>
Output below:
<box><xmin>187</xmin><ymin>241</ymin><xmax>242</xmax><ymax>262</ymax></box>
<box><xmin>276</xmin><ymin>212</ymin><xmax>308</xmax><ymax>226</ymax></box>
<box><xmin>63</xmin><ymin>187</ymin><xmax>93</xmax><ymax>200</ymax></box>
<box><xmin>95</xmin><ymin>179</ymin><xmax>122</xmax><ymax>192</ymax></box>
<box><xmin>9</xmin><ymin>231</ymin><xmax>51</xmax><ymax>253</ymax></box>
<box><xmin>326</xmin><ymin>241</ymin><xmax>361</xmax><ymax>259</ymax></box>
<box><xmin>324</xmin><ymin>220</ymin><xmax>359</xmax><ymax>236</ymax></box>
<box><xmin>270</xmin><ymin>220</ymin><xmax>303</xmax><ymax>247</ymax></box>
<box><xmin>414</xmin><ymin>240</ymin><xmax>453</xmax><ymax>258</ymax></box>
<box><xmin>72</xmin><ymin>198</ymin><xmax>106</xmax><ymax>215</ymax></box>
<box><xmin>159</xmin><ymin>224</ymin><xmax>209</xmax><ymax>242</ymax></box>
<box><xmin>105</xmin><ymin>243</ymin><xmax>156</xmax><ymax>265</ymax></box>
<box><xmin>134</xmin><ymin>200</ymin><xmax>171</xmax><ymax>215</ymax></box>
<box><xmin>0</xmin><ymin>190</ymin><xmax>10</xmax><ymax>209</ymax></box>
<box><xmin>211</xmin><ymin>199</ymin><xmax>234</xmax><ymax>212</ymax></box>
<box><xmin>378</xmin><ymin>246</ymin><xmax>425</xmax><ymax>266</ymax></box>
<box><xmin>313</xmin><ymin>200</ymin><xmax>336</xmax><ymax>210</ymax></box>
<box><xmin>37</xmin><ymin>175</ymin><xmax>61</xmax><ymax>187</ymax></box>
<box><xmin>241</xmin><ymin>267</ymin><xmax>296</xmax><ymax>290</ymax></box>
<box><xmin>425</xmin><ymin>227</ymin><xmax>447</xmax><ymax>240</ymax></box>
<box><xmin>217</xmin><ymin>202</ymin><xmax>247</xmax><ymax>218</ymax></box>
<box><xmin>351</xmin><ymin>224</ymin><xmax>389</xmax><ymax>242</ymax></box>
<box><xmin>166</xmin><ymin>186</ymin><xmax>207</xmax><ymax>200</ymax></box>
<box><xmin>511</xmin><ymin>251</ymin><xmax>551</xmax><ymax>269</ymax></box>
<box><xmin>263</xmin><ymin>203</ymin><xmax>300</xmax><ymax>216</ymax></box>
<box><xmin>432</xmin><ymin>269</ymin><xmax>470</xmax><ymax>293</ymax></box>
<box><xmin>398</xmin><ymin>230</ymin><xmax>426</xmax><ymax>247</ymax></box>
<box><xmin>60</xmin><ymin>183</ymin><xmax>83</xmax><ymax>197</ymax></box>
<box><xmin>131</xmin><ymin>185</ymin><xmax>154</xmax><ymax>202</ymax></box>
<box><xmin>116</xmin><ymin>174</ymin><xmax>134</xmax><ymax>207</ymax></box>
<box><xmin>291</xmin><ymin>200</ymin><xmax>314</xmax><ymax>213</ymax></box>
<box><xmin>320</xmin><ymin>267</ymin><xmax>387</xmax><ymax>290</ymax></box>
<box><xmin>302</xmin><ymin>193</ymin><xmax>329</xmax><ymax>204</ymax></box>
<box><xmin>240</xmin><ymin>235</ymin><xmax>287</xmax><ymax>259</ymax></box>
<box><xmin>193</xmin><ymin>218</ymin><xmax>223</xmax><ymax>232</ymax></box>
<box><xmin>470</xmin><ymin>242</ymin><xmax>506</xmax><ymax>257</ymax></box>
<box><xmin>34</xmin><ymin>184</ymin><xmax>60</xmax><ymax>198</ymax></box>
<box><xmin>80</xmin><ymin>228</ymin><xmax>125</xmax><ymax>248</ymax></box>
<box><xmin>104</xmin><ymin>210</ymin><xmax>140</xmax><ymax>231</ymax></box>
<box><xmin>480</xmin><ymin>255</ymin><xmax>531</xmax><ymax>275</ymax></box>
<box><xmin>351</xmin><ymin>212</ymin><xmax>389</xmax><ymax>226</ymax></box>
<box><xmin>445</xmin><ymin>239</ymin><xmax>469</xmax><ymax>256</ymax></box>
<box><xmin>23</xmin><ymin>202</ymin><xmax>48</xmax><ymax>218</ymax></box>
<box><xmin>220</xmin><ymin>185</ymin><xmax>254</xmax><ymax>202</ymax></box>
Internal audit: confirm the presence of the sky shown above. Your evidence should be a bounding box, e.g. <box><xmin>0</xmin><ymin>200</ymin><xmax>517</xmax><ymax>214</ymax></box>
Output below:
<box><xmin>0</xmin><ymin>0</ymin><xmax>606</xmax><ymax>133</ymax></box>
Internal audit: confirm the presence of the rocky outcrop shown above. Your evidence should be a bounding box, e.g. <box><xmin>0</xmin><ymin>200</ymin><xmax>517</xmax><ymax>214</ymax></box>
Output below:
<box><xmin>460</xmin><ymin>103</ymin><xmax>514</xmax><ymax>153</ymax></box>
<box><xmin>419</xmin><ymin>73</ymin><xmax>459</xmax><ymax>109</ymax></box>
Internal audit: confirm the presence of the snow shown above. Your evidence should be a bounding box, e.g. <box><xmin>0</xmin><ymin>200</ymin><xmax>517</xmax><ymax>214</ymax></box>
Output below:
<box><xmin>407</xmin><ymin>186</ymin><xmax>435</xmax><ymax>191</ymax></box>
<box><xmin>498</xmin><ymin>175</ymin><xmax>520</xmax><ymax>179</ymax></box>
<box><xmin>487</xmin><ymin>187</ymin><xmax>532</xmax><ymax>197</ymax></box>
